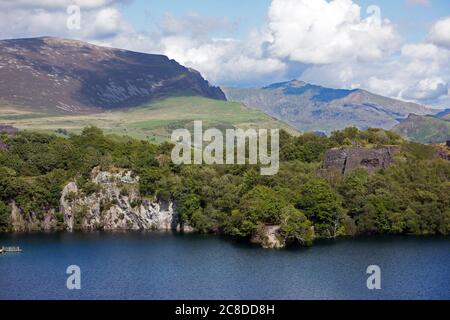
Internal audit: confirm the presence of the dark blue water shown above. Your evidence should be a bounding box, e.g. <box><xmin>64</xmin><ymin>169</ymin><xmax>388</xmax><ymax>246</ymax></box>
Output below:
<box><xmin>1</xmin><ymin>233</ymin><xmax>449</xmax><ymax>300</ymax></box>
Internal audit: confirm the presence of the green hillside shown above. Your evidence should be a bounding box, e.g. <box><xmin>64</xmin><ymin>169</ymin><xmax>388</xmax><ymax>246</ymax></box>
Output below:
<box><xmin>0</xmin><ymin>96</ymin><xmax>297</xmax><ymax>142</ymax></box>
<box><xmin>393</xmin><ymin>114</ymin><xmax>450</xmax><ymax>144</ymax></box>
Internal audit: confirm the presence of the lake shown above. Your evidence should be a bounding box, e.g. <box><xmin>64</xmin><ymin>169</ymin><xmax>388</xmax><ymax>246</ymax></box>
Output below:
<box><xmin>0</xmin><ymin>232</ymin><xmax>449</xmax><ymax>300</ymax></box>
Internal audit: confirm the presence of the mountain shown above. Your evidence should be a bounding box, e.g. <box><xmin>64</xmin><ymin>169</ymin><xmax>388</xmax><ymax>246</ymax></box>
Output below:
<box><xmin>435</xmin><ymin>108</ymin><xmax>450</xmax><ymax>120</ymax></box>
<box><xmin>223</xmin><ymin>80</ymin><xmax>431</xmax><ymax>133</ymax></box>
<box><xmin>0</xmin><ymin>37</ymin><xmax>225</xmax><ymax>113</ymax></box>
<box><xmin>393</xmin><ymin>113</ymin><xmax>450</xmax><ymax>144</ymax></box>
<box><xmin>0</xmin><ymin>37</ymin><xmax>296</xmax><ymax>141</ymax></box>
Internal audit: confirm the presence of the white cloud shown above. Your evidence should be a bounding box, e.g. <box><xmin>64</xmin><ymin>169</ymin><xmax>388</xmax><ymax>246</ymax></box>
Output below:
<box><xmin>266</xmin><ymin>0</ymin><xmax>400</xmax><ymax>64</ymax></box>
<box><xmin>403</xmin><ymin>78</ymin><xmax>448</xmax><ymax>101</ymax></box>
<box><xmin>428</xmin><ymin>16</ymin><xmax>450</xmax><ymax>49</ymax></box>
<box><xmin>0</xmin><ymin>0</ymin><xmax>131</xmax><ymax>39</ymax></box>
<box><xmin>158</xmin><ymin>34</ymin><xmax>287</xmax><ymax>85</ymax></box>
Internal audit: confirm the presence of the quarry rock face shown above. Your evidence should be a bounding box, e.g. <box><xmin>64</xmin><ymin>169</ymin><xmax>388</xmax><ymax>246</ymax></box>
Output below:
<box><xmin>10</xmin><ymin>167</ymin><xmax>186</xmax><ymax>232</ymax></box>
<box><xmin>322</xmin><ymin>147</ymin><xmax>398</xmax><ymax>174</ymax></box>
<box><xmin>60</xmin><ymin>168</ymin><xmax>187</xmax><ymax>232</ymax></box>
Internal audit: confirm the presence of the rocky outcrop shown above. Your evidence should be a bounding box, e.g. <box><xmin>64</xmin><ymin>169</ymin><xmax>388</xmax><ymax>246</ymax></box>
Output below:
<box><xmin>0</xmin><ymin>125</ymin><xmax>18</xmax><ymax>135</ymax></box>
<box><xmin>322</xmin><ymin>147</ymin><xmax>398</xmax><ymax>174</ymax></box>
<box><xmin>9</xmin><ymin>200</ymin><xmax>55</xmax><ymax>232</ymax></box>
<box><xmin>251</xmin><ymin>225</ymin><xmax>285</xmax><ymax>249</ymax></box>
<box><xmin>10</xmin><ymin>201</ymin><xmax>26</xmax><ymax>232</ymax></box>
<box><xmin>434</xmin><ymin>144</ymin><xmax>450</xmax><ymax>161</ymax></box>
<box><xmin>60</xmin><ymin>168</ymin><xmax>187</xmax><ymax>232</ymax></box>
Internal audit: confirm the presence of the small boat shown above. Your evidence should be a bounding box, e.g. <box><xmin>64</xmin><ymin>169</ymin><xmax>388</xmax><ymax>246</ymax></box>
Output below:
<box><xmin>1</xmin><ymin>246</ymin><xmax>22</xmax><ymax>253</ymax></box>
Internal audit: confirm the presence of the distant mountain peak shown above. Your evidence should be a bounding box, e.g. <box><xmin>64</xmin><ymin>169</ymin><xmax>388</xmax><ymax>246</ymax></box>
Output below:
<box><xmin>223</xmin><ymin>80</ymin><xmax>431</xmax><ymax>134</ymax></box>
<box><xmin>0</xmin><ymin>37</ymin><xmax>225</xmax><ymax>113</ymax></box>
<box><xmin>263</xmin><ymin>79</ymin><xmax>358</xmax><ymax>103</ymax></box>
<box><xmin>435</xmin><ymin>108</ymin><xmax>450</xmax><ymax>119</ymax></box>
<box><xmin>263</xmin><ymin>79</ymin><xmax>308</xmax><ymax>89</ymax></box>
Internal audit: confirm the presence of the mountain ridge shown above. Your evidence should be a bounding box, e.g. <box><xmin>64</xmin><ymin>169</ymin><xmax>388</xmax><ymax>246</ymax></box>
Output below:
<box><xmin>224</xmin><ymin>80</ymin><xmax>432</xmax><ymax>134</ymax></box>
<box><xmin>0</xmin><ymin>36</ymin><xmax>225</xmax><ymax>113</ymax></box>
<box><xmin>393</xmin><ymin>112</ymin><xmax>450</xmax><ymax>144</ymax></box>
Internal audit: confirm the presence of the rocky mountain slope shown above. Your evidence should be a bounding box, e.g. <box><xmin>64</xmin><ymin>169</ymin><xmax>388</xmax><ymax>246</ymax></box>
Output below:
<box><xmin>224</xmin><ymin>80</ymin><xmax>431</xmax><ymax>133</ymax></box>
<box><xmin>0</xmin><ymin>37</ymin><xmax>225</xmax><ymax>113</ymax></box>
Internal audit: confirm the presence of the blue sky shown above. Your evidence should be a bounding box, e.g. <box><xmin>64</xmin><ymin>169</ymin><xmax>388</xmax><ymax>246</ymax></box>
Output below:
<box><xmin>121</xmin><ymin>0</ymin><xmax>450</xmax><ymax>42</ymax></box>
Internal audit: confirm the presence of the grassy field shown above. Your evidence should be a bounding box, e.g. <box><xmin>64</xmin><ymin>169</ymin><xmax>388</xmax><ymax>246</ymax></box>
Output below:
<box><xmin>0</xmin><ymin>96</ymin><xmax>297</xmax><ymax>142</ymax></box>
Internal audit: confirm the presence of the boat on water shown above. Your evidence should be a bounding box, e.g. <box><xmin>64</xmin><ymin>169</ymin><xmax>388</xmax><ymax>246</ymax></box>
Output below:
<box><xmin>0</xmin><ymin>246</ymin><xmax>22</xmax><ymax>253</ymax></box>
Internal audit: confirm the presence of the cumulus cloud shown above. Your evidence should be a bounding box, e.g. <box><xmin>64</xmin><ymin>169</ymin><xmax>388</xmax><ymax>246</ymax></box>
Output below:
<box><xmin>299</xmin><ymin>42</ymin><xmax>450</xmax><ymax>106</ymax></box>
<box><xmin>0</xmin><ymin>0</ymin><xmax>132</xmax><ymax>39</ymax></box>
<box><xmin>157</xmin><ymin>32</ymin><xmax>287</xmax><ymax>85</ymax></box>
<box><xmin>428</xmin><ymin>16</ymin><xmax>450</xmax><ymax>49</ymax></box>
<box><xmin>264</xmin><ymin>1</ymin><xmax>449</xmax><ymax>107</ymax></box>
<box><xmin>266</xmin><ymin>0</ymin><xmax>400</xmax><ymax>64</ymax></box>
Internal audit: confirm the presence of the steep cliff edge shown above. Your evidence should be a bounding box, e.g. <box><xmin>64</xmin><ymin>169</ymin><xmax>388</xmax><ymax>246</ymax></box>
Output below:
<box><xmin>60</xmin><ymin>168</ymin><xmax>188</xmax><ymax>232</ymax></box>
<box><xmin>10</xmin><ymin>167</ymin><xmax>187</xmax><ymax>232</ymax></box>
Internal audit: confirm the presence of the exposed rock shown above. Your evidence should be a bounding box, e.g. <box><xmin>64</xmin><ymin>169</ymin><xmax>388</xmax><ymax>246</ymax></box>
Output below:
<box><xmin>322</xmin><ymin>147</ymin><xmax>398</xmax><ymax>174</ymax></box>
<box><xmin>434</xmin><ymin>144</ymin><xmax>450</xmax><ymax>161</ymax></box>
<box><xmin>10</xmin><ymin>201</ymin><xmax>26</xmax><ymax>232</ymax></box>
<box><xmin>60</xmin><ymin>168</ymin><xmax>186</xmax><ymax>232</ymax></box>
<box><xmin>0</xmin><ymin>125</ymin><xmax>18</xmax><ymax>135</ymax></box>
<box><xmin>9</xmin><ymin>201</ymin><xmax>44</xmax><ymax>232</ymax></box>
<box><xmin>60</xmin><ymin>181</ymin><xmax>78</xmax><ymax>230</ymax></box>
<box><xmin>251</xmin><ymin>225</ymin><xmax>285</xmax><ymax>249</ymax></box>
<box><xmin>41</xmin><ymin>210</ymin><xmax>58</xmax><ymax>231</ymax></box>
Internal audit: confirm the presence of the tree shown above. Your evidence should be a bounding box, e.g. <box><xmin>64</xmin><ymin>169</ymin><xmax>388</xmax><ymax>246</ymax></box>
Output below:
<box><xmin>0</xmin><ymin>200</ymin><xmax>10</xmax><ymax>232</ymax></box>
<box><xmin>298</xmin><ymin>179</ymin><xmax>345</xmax><ymax>238</ymax></box>
<box><xmin>227</xmin><ymin>186</ymin><xmax>287</xmax><ymax>237</ymax></box>
<box><xmin>139</xmin><ymin>167</ymin><xmax>163</xmax><ymax>197</ymax></box>
<box><xmin>177</xmin><ymin>193</ymin><xmax>201</xmax><ymax>224</ymax></box>
<box><xmin>279</xmin><ymin>205</ymin><xmax>314</xmax><ymax>246</ymax></box>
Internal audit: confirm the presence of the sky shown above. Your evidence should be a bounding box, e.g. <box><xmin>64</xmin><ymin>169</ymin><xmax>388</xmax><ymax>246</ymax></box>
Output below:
<box><xmin>0</xmin><ymin>0</ymin><xmax>449</xmax><ymax>108</ymax></box>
